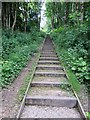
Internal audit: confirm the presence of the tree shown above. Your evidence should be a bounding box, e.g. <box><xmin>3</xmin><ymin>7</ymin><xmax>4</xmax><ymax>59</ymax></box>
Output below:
<box><xmin>2</xmin><ymin>1</ymin><xmax>41</xmax><ymax>32</ymax></box>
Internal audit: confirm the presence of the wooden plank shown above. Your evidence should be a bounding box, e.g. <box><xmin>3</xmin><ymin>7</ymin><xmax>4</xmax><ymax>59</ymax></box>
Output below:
<box><xmin>35</xmin><ymin>71</ymin><xmax>66</xmax><ymax>77</ymax></box>
<box><xmin>25</xmin><ymin>96</ymin><xmax>77</xmax><ymax>108</ymax></box>
<box><xmin>38</xmin><ymin>60</ymin><xmax>59</xmax><ymax>64</ymax></box>
<box><xmin>37</xmin><ymin>65</ymin><xmax>63</xmax><ymax>70</ymax></box>
<box><xmin>31</xmin><ymin>81</ymin><xmax>69</xmax><ymax>87</ymax></box>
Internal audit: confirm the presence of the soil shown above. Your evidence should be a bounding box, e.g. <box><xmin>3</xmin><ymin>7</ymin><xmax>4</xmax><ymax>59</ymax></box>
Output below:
<box><xmin>28</xmin><ymin>86</ymin><xmax>74</xmax><ymax>97</ymax></box>
<box><xmin>1</xmin><ymin>53</ymin><xmax>38</xmax><ymax>118</ymax></box>
<box><xmin>78</xmin><ymin>84</ymin><xmax>89</xmax><ymax>112</ymax></box>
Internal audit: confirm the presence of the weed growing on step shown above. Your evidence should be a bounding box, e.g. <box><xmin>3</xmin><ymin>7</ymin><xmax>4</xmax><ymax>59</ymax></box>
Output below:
<box><xmin>60</xmin><ymin>84</ymin><xmax>72</xmax><ymax>92</ymax></box>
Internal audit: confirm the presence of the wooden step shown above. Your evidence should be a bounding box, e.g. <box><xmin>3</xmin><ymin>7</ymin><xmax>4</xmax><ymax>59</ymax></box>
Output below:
<box><xmin>37</xmin><ymin>65</ymin><xmax>63</xmax><ymax>70</ymax></box>
<box><xmin>35</xmin><ymin>71</ymin><xmax>66</xmax><ymax>77</ymax></box>
<box><xmin>21</xmin><ymin>105</ymin><xmax>82</xmax><ymax>118</ymax></box>
<box><xmin>42</xmin><ymin>50</ymin><xmax>54</xmax><ymax>52</ymax></box>
<box><xmin>33</xmin><ymin>76</ymin><xmax>67</xmax><ymax>82</ymax></box>
<box><xmin>39</xmin><ymin>57</ymin><xmax>58</xmax><ymax>61</ymax></box>
<box><xmin>25</xmin><ymin>96</ymin><xmax>77</xmax><ymax>108</ymax></box>
<box><xmin>41</xmin><ymin>52</ymin><xmax>55</xmax><ymax>54</ymax></box>
<box><xmin>38</xmin><ymin>60</ymin><xmax>60</xmax><ymax>64</ymax></box>
<box><xmin>40</xmin><ymin>54</ymin><xmax>57</xmax><ymax>57</ymax></box>
<box><xmin>31</xmin><ymin>81</ymin><xmax>70</xmax><ymax>87</ymax></box>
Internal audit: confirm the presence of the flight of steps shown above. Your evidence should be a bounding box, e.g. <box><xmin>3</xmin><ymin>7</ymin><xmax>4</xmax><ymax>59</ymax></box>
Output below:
<box><xmin>21</xmin><ymin>38</ymin><xmax>82</xmax><ymax>119</ymax></box>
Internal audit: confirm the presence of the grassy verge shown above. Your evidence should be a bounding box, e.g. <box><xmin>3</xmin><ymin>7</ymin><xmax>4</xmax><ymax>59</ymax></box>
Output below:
<box><xmin>17</xmin><ymin>52</ymin><xmax>40</xmax><ymax>102</ymax></box>
<box><xmin>54</xmin><ymin>46</ymin><xmax>80</xmax><ymax>93</ymax></box>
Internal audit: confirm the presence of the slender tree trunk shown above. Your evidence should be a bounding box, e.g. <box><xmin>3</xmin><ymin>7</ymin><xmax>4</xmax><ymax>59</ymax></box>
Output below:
<box><xmin>24</xmin><ymin>11</ymin><xmax>27</xmax><ymax>32</ymax></box>
<box><xmin>9</xmin><ymin>11</ymin><xmax>10</xmax><ymax>29</ymax></box>
<box><xmin>51</xmin><ymin>16</ymin><xmax>54</xmax><ymax>29</ymax></box>
<box><xmin>65</xmin><ymin>2</ymin><xmax>69</xmax><ymax>24</ymax></box>
<box><xmin>0</xmin><ymin>1</ymin><xmax>2</xmax><ymax>27</ymax></box>
<box><xmin>24</xmin><ymin>18</ymin><xmax>27</xmax><ymax>32</ymax></box>
<box><xmin>80</xmin><ymin>2</ymin><xmax>84</xmax><ymax>23</ymax></box>
<box><xmin>8</xmin><ymin>3</ymin><xmax>11</xmax><ymax>29</ymax></box>
<box><xmin>12</xmin><ymin>9</ymin><xmax>16</xmax><ymax>32</ymax></box>
<box><xmin>6</xmin><ymin>3</ymin><xmax>8</xmax><ymax>28</ymax></box>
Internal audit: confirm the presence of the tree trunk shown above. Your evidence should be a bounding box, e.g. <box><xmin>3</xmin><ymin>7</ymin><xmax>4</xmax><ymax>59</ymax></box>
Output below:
<box><xmin>80</xmin><ymin>2</ymin><xmax>84</xmax><ymax>23</ymax></box>
<box><xmin>12</xmin><ymin>10</ymin><xmax>16</xmax><ymax>32</ymax></box>
<box><xmin>65</xmin><ymin>2</ymin><xmax>69</xmax><ymax>24</ymax></box>
<box><xmin>0</xmin><ymin>1</ymin><xmax>2</xmax><ymax>27</ymax></box>
<box><xmin>8</xmin><ymin>3</ymin><xmax>11</xmax><ymax>29</ymax></box>
<box><xmin>6</xmin><ymin>3</ymin><xmax>8</xmax><ymax>28</ymax></box>
<box><xmin>24</xmin><ymin>19</ymin><xmax>27</xmax><ymax>32</ymax></box>
<box><xmin>51</xmin><ymin>16</ymin><xmax>54</xmax><ymax>29</ymax></box>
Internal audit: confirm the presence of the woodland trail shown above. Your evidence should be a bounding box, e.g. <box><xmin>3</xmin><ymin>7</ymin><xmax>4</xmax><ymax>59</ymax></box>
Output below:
<box><xmin>17</xmin><ymin>36</ymin><xmax>85</xmax><ymax>119</ymax></box>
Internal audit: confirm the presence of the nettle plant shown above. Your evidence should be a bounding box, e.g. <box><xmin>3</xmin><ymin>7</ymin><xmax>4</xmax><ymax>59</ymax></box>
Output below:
<box><xmin>71</xmin><ymin>57</ymin><xmax>90</xmax><ymax>83</ymax></box>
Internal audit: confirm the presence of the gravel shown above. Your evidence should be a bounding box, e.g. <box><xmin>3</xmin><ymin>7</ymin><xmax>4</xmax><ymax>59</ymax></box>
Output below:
<box><xmin>28</xmin><ymin>86</ymin><xmax>73</xmax><ymax>97</ymax></box>
<box><xmin>35</xmin><ymin>69</ymin><xmax>64</xmax><ymax>73</ymax></box>
<box><xmin>78</xmin><ymin>84</ymin><xmax>89</xmax><ymax>112</ymax></box>
<box><xmin>21</xmin><ymin>105</ymin><xmax>82</xmax><ymax>118</ymax></box>
<box><xmin>33</xmin><ymin>76</ymin><xmax>67</xmax><ymax>82</ymax></box>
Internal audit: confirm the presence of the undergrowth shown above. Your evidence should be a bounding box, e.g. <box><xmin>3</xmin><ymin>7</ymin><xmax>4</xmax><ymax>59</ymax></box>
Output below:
<box><xmin>50</xmin><ymin>24</ymin><xmax>90</xmax><ymax>91</ymax></box>
<box><xmin>56</xmin><ymin>49</ymin><xmax>80</xmax><ymax>93</ymax></box>
<box><xmin>1</xmin><ymin>29</ymin><xmax>45</xmax><ymax>88</ymax></box>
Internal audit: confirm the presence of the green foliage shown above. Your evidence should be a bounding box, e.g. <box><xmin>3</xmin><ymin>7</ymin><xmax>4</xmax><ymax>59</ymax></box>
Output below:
<box><xmin>69</xmin><ymin>12</ymin><xmax>81</xmax><ymax>26</ymax></box>
<box><xmin>51</xmin><ymin>24</ymin><xmax>90</xmax><ymax>86</ymax></box>
<box><xmin>86</xmin><ymin>112</ymin><xmax>90</xmax><ymax>119</ymax></box>
<box><xmin>1</xmin><ymin>29</ymin><xmax>45</xmax><ymax>88</ymax></box>
<box><xmin>56</xmin><ymin>49</ymin><xmax>80</xmax><ymax>93</ymax></box>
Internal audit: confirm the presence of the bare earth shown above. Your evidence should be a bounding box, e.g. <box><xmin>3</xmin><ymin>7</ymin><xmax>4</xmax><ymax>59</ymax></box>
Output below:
<box><xmin>78</xmin><ymin>84</ymin><xmax>89</xmax><ymax>112</ymax></box>
<box><xmin>21</xmin><ymin>105</ymin><xmax>82</xmax><ymax>118</ymax></box>
<box><xmin>1</xmin><ymin>53</ymin><xmax>38</xmax><ymax>118</ymax></box>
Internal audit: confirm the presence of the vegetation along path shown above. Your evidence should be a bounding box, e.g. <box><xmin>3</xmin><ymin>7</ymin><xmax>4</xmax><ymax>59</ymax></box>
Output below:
<box><xmin>16</xmin><ymin>36</ymin><xmax>86</xmax><ymax>119</ymax></box>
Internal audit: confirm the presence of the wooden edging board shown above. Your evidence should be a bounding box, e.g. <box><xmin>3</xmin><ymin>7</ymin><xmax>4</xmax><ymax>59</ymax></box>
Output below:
<box><xmin>52</xmin><ymin>37</ymin><xmax>87</xmax><ymax>120</ymax></box>
<box><xmin>16</xmin><ymin>36</ymin><xmax>46</xmax><ymax>119</ymax></box>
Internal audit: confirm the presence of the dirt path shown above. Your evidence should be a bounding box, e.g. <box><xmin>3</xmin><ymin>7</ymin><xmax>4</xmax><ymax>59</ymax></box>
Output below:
<box><xmin>1</xmin><ymin>53</ymin><xmax>38</xmax><ymax>118</ymax></box>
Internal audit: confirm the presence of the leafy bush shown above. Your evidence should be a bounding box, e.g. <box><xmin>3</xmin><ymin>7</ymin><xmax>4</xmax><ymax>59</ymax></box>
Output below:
<box><xmin>51</xmin><ymin>24</ymin><xmax>90</xmax><ymax>85</ymax></box>
<box><xmin>1</xmin><ymin>29</ymin><xmax>45</xmax><ymax>88</ymax></box>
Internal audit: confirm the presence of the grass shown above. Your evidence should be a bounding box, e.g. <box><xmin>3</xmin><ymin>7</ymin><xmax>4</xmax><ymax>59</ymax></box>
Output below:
<box><xmin>17</xmin><ymin>52</ymin><xmax>40</xmax><ymax>102</ymax></box>
<box><xmin>54</xmin><ymin>46</ymin><xmax>80</xmax><ymax>93</ymax></box>
<box><xmin>59</xmin><ymin>84</ymin><xmax>72</xmax><ymax>92</ymax></box>
<box><xmin>86</xmin><ymin>112</ymin><xmax>90</xmax><ymax>119</ymax></box>
<box><xmin>65</xmin><ymin>69</ymin><xmax>80</xmax><ymax>93</ymax></box>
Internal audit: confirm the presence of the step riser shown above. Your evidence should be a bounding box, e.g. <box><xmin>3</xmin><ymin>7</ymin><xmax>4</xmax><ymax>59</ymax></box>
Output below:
<box><xmin>42</xmin><ymin>48</ymin><xmax>54</xmax><ymax>52</ymax></box>
<box><xmin>40</xmin><ymin>55</ymin><xmax>57</xmax><ymax>57</ymax></box>
<box><xmin>25</xmin><ymin>97</ymin><xmax>77</xmax><ymax>108</ymax></box>
<box><xmin>38</xmin><ymin>62</ymin><xmax>59</xmax><ymax>65</ymax></box>
<box><xmin>34</xmin><ymin>73</ymin><xmax>66</xmax><ymax>77</ymax></box>
<box><xmin>41</xmin><ymin>52</ymin><xmax>55</xmax><ymax>54</ymax></box>
<box><xmin>42</xmin><ymin>51</ymin><xmax>54</xmax><ymax>52</ymax></box>
<box><xmin>39</xmin><ymin>58</ymin><xmax>58</xmax><ymax>61</ymax></box>
<box><xmin>31</xmin><ymin>83</ymin><xmax>69</xmax><ymax>87</ymax></box>
<box><xmin>36</xmin><ymin>67</ymin><xmax>63</xmax><ymax>70</ymax></box>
